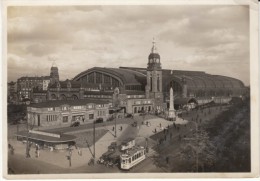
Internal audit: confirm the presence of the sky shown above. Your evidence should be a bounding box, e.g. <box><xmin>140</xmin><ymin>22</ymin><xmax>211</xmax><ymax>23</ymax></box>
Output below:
<box><xmin>7</xmin><ymin>5</ymin><xmax>250</xmax><ymax>85</ymax></box>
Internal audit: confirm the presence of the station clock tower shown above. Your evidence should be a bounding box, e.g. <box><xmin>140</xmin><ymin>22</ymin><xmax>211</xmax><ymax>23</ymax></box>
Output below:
<box><xmin>146</xmin><ymin>38</ymin><xmax>164</xmax><ymax>112</ymax></box>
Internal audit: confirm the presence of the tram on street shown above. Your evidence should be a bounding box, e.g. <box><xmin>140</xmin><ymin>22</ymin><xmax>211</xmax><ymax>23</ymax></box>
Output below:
<box><xmin>120</xmin><ymin>146</ymin><xmax>146</xmax><ymax>170</ymax></box>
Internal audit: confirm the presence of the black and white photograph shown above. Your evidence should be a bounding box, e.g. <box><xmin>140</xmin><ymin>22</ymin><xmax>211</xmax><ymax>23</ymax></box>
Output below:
<box><xmin>2</xmin><ymin>0</ymin><xmax>259</xmax><ymax>179</ymax></box>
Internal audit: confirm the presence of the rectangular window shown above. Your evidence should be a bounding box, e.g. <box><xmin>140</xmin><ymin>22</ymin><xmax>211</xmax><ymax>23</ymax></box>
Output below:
<box><xmin>63</xmin><ymin>116</ymin><xmax>68</xmax><ymax>123</ymax></box>
<box><xmin>74</xmin><ymin>106</ymin><xmax>81</xmax><ymax>109</ymax></box>
<box><xmin>89</xmin><ymin>114</ymin><xmax>94</xmax><ymax>120</ymax></box>
<box><xmin>48</xmin><ymin>108</ymin><xmax>53</xmax><ymax>111</ymax></box>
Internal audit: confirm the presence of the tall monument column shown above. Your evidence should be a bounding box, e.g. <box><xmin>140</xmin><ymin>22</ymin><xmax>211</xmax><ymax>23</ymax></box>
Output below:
<box><xmin>168</xmin><ymin>87</ymin><xmax>176</xmax><ymax>121</ymax></box>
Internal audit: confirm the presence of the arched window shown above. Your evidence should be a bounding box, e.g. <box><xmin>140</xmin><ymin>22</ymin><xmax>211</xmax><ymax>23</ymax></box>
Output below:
<box><xmin>51</xmin><ymin>94</ymin><xmax>57</xmax><ymax>100</ymax></box>
<box><xmin>157</xmin><ymin>76</ymin><xmax>160</xmax><ymax>91</ymax></box>
<box><xmin>150</xmin><ymin>77</ymin><xmax>152</xmax><ymax>91</ymax></box>
<box><xmin>60</xmin><ymin>94</ymin><xmax>67</xmax><ymax>100</ymax></box>
<box><xmin>72</xmin><ymin>95</ymin><xmax>78</xmax><ymax>100</ymax></box>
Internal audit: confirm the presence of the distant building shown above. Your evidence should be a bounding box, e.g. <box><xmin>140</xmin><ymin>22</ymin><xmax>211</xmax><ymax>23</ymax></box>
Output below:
<box><xmin>27</xmin><ymin>99</ymin><xmax>112</xmax><ymax>127</ymax></box>
<box><xmin>43</xmin><ymin>79</ymin><xmax>50</xmax><ymax>91</ymax></box>
<box><xmin>31</xmin><ymin>87</ymin><xmax>47</xmax><ymax>103</ymax></box>
<box><xmin>7</xmin><ymin>81</ymin><xmax>17</xmax><ymax>102</ymax></box>
<box><xmin>17</xmin><ymin>76</ymin><xmax>50</xmax><ymax>101</ymax></box>
<box><xmin>47</xmin><ymin>79</ymin><xmax>83</xmax><ymax>101</ymax></box>
<box><xmin>50</xmin><ymin>66</ymin><xmax>59</xmax><ymax>85</ymax></box>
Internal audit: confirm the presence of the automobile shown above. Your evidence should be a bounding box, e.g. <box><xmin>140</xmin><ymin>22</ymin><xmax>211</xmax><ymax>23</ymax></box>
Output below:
<box><xmin>131</xmin><ymin>121</ymin><xmax>137</xmax><ymax>127</ymax></box>
<box><xmin>125</xmin><ymin>114</ymin><xmax>133</xmax><ymax>118</ymax></box>
<box><xmin>108</xmin><ymin>142</ymin><xmax>117</xmax><ymax>152</ymax></box>
<box><xmin>70</xmin><ymin>122</ymin><xmax>80</xmax><ymax>127</ymax></box>
<box><xmin>95</xmin><ymin>118</ymin><xmax>104</xmax><ymax>124</ymax></box>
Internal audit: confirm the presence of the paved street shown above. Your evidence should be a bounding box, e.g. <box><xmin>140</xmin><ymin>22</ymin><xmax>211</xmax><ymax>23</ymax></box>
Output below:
<box><xmin>8</xmin><ymin>106</ymin><xmax>230</xmax><ymax>174</ymax></box>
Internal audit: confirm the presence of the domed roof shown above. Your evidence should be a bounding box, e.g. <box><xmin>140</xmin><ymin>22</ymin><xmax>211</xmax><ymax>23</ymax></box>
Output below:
<box><xmin>148</xmin><ymin>53</ymin><xmax>160</xmax><ymax>60</ymax></box>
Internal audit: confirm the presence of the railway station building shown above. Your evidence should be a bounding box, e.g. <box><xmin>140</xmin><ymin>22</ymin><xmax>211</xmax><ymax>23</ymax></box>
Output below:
<box><xmin>45</xmin><ymin>40</ymin><xmax>247</xmax><ymax>115</ymax></box>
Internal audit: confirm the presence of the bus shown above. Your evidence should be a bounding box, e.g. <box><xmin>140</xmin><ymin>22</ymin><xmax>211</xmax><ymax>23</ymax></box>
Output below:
<box><xmin>120</xmin><ymin>146</ymin><xmax>146</xmax><ymax>170</ymax></box>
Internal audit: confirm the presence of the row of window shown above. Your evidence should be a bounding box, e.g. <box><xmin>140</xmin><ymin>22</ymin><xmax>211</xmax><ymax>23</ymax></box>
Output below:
<box><xmin>132</xmin><ymin>151</ymin><xmax>145</xmax><ymax>162</ymax></box>
<box><xmin>134</xmin><ymin>100</ymin><xmax>151</xmax><ymax>105</ymax></box>
<box><xmin>124</xmin><ymin>150</ymin><xmax>145</xmax><ymax>164</ymax></box>
<box><xmin>47</xmin><ymin>115</ymin><xmax>57</xmax><ymax>122</ymax></box>
<box><xmin>84</xmin><ymin>95</ymin><xmax>112</xmax><ymax>99</ymax></box>
<box><xmin>127</xmin><ymin>95</ymin><xmax>145</xmax><ymax>99</ymax></box>
<box><xmin>48</xmin><ymin>104</ymin><xmax>102</xmax><ymax>111</ymax></box>
<box><xmin>62</xmin><ymin>114</ymin><xmax>95</xmax><ymax>123</ymax></box>
<box><xmin>97</xmin><ymin>110</ymin><xmax>106</xmax><ymax>117</ymax></box>
<box><xmin>125</xmin><ymin>85</ymin><xmax>143</xmax><ymax>91</ymax></box>
<box><xmin>133</xmin><ymin>106</ymin><xmax>151</xmax><ymax>113</ymax></box>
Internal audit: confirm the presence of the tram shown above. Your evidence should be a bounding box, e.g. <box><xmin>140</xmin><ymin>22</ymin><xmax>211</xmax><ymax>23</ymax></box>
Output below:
<box><xmin>120</xmin><ymin>146</ymin><xmax>146</xmax><ymax>170</ymax></box>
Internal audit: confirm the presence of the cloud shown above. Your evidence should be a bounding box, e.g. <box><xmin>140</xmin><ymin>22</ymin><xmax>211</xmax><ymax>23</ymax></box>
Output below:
<box><xmin>7</xmin><ymin>5</ymin><xmax>250</xmax><ymax>85</ymax></box>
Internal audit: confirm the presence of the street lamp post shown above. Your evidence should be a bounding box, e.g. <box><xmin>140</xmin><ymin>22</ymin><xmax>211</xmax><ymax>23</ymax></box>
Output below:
<box><xmin>115</xmin><ymin>113</ymin><xmax>117</xmax><ymax>138</ymax></box>
<box><xmin>93</xmin><ymin>120</ymin><xmax>96</xmax><ymax>165</ymax></box>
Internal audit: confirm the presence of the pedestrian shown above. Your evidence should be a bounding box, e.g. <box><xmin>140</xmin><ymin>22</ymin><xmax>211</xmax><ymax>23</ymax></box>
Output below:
<box><xmin>154</xmin><ymin>128</ymin><xmax>157</xmax><ymax>133</ymax></box>
<box><xmin>166</xmin><ymin>156</ymin><xmax>169</xmax><ymax>164</ymax></box>
<box><xmin>37</xmin><ymin>149</ymin><xmax>40</xmax><ymax>158</ymax></box>
<box><xmin>174</xmin><ymin>123</ymin><xmax>176</xmax><ymax>129</ymax></box>
<box><xmin>164</xmin><ymin>128</ymin><xmax>166</xmax><ymax>134</ymax></box>
<box><xmin>120</xmin><ymin>126</ymin><xmax>123</xmax><ymax>131</ymax></box>
<box><xmin>164</xmin><ymin>135</ymin><xmax>167</xmax><ymax>141</ymax></box>
<box><xmin>160</xmin><ymin>123</ymin><xmax>162</xmax><ymax>128</ymax></box>
<box><xmin>78</xmin><ymin>147</ymin><xmax>82</xmax><ymax>156</ymax></box>
<box><xmin>112</xmin><ymin>126</ymin><xmax>114</xmax><ymax>131</ymax></box>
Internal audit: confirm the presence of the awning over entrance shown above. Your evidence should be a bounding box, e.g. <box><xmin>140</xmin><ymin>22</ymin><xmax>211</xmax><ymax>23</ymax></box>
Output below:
<box><xmin>16</xmin><ymin>130</ymin><xmax>77</xmax><ymax>143</ymax></box>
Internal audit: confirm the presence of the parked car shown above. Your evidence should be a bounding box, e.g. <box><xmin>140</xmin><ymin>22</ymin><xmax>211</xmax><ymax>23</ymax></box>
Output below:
<box><xmin>95</xmin><ymin>118</ymin><xmax>103</xmax><ymax>124</ymax></box>
<box><xmin>70</xmin><ymin>122</ymin><xmax>80</xmax><ymax>127</ymax></box>
<box><xmin>108</xmin><ymin>142</ymin><xmax>117</xmax><ymax>152</ymax></box>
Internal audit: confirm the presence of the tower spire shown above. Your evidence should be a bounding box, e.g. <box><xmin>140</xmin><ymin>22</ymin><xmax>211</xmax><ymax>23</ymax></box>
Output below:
<box><xmin>151</xmin><ymin>37</ymin><xmax>157</xmax><ymax>53</ymax></box>
<box><xmin>48</xmin><ymin>56</ymin><xmax>57</xmax><ymax>67</ymax></box>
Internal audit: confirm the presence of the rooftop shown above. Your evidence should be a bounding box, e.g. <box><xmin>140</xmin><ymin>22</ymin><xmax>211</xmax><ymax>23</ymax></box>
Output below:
<box><xmin>29</xmin><ymin>99</ymin><xmax>111</xmax><ymax>108</ymax></box>
<box><xmin>16</xmin><ymin>130</ymin><xmax>76</xmax><ymax>143</ymax></box>
<box><xmin>18</xmin><ymin>76</ymin><xmax>50</xmax><ymax>80</ymax></box>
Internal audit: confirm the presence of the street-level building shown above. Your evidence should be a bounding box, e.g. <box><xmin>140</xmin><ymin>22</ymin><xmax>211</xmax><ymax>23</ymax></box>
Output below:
<box><xmin>27</xmin><ymin>99</ymin><xmax>112</xmax><ymax>127</ymax></box>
